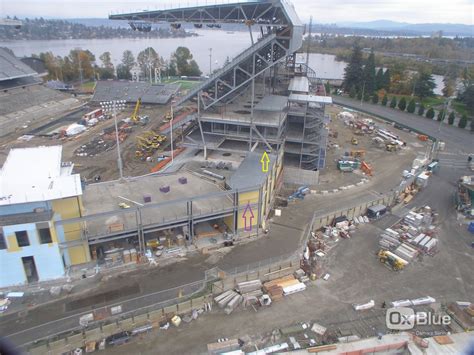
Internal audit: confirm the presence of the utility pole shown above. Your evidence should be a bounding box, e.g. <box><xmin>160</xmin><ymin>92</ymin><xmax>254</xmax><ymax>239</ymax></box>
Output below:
<box><xmin>209</xmin><ymin>48</ymin><xmax>212</xmax><ymax>76</ymax></box>
<box><xmin>170</xmin><ymin>104</ymin><xmax>174</xmax><ymax>165</ymax></box>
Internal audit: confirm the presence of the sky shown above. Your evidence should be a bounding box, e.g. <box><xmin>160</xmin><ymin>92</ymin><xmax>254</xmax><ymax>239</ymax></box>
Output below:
<box><xmin>1</xmin><ymin>0</ymin><xmax>472</xmax><ymax>25</ymax></box>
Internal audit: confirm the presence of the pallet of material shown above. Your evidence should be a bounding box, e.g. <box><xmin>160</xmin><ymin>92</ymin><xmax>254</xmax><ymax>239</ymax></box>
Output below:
<box><xmin>263</xmin><ymin>275</ymin><xmax>295</xmax><ymax>291</ymax></box>
<box><xmin>277</xmin><ymin>279</ymin><xmax>301</xmax><ymax>289</ymax></box>
<box><xmin>266</xmin><ymin>285</ymin><xmax>283</xmax><ymax>301</ymax></box>
<box><xmin>236</xmin><ymin>280</ymin><xmax>262</xmax><ymax>294</ymax></box>
<box><xmin>215</xmin><ymin>290</ymin><xmax>239</xmax><ymax>308</ymax></box>
<box><xmin>224</xmin><ymin>294</ymin><xmax>242</xmax><ymax>314</ymax></box>
<box><xmin>283</xmin><ymin>282</ymin><xmax>306</xmax><ymax>296</ymax></box>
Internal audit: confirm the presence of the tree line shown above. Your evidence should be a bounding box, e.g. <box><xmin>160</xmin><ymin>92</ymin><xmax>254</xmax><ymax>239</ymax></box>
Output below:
<box><xmin>37</xmin><ymin>47</ymin><xmax>202</xmax><ymax>83</ymax></box>
<box><xmin>341</xmin><ymin>43</ymin><xmax>473</xmax><ymax>128</ymax></box>
<box><xmin>1</xmin><ymin>17</ymin><xmax>194</xmax><ymax>40</ymax></box>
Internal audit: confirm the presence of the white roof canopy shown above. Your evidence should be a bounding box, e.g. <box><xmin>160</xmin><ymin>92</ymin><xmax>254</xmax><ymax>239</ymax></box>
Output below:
<box><xmin>0</xmin><ymin>146</ymin><xmax>82</xmax><ymax>206</ymax></box>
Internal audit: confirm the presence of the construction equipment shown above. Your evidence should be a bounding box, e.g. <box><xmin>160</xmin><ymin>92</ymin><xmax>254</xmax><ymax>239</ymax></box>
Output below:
<box><xmin>361</xmin><ymin>161</ymin><xmax>373</xmax><ymax>176</ymax></box>
<box><xmin>418</xmin><ymin>134</ymin><xmax>429</xmax><ymax>141</ymax></box>
<box><xmin>350</xmin><ymin>150</ymin><xmax>365</xmax><ymax>158</ymax></box>
<box><xmin>378</xmin><ymin>250</ymin><xmax>406</xmax><ymax>271</ymax></box>
<box><xmin>135</xmin><ymin>131</ymin><xmax>167</xmax><ymax>160</ymax></box>
<box><xmin>163</xmin><ymin>111</ymin><xmax>172</xmax><ymax>122</ymax></box>
<box><xmin>337</xmin><ymin>159</ymin><xmax>360</xmax><ymax>172</ymax></box>
<box><xmin>351</xmin><ymin>137</ymin><xmax>359</xmax><ymax>145</ymax></box>
<box><xmin>386</xmin><ymin>143</ymin><xmax>398</xmax><ymax>152</ymax></box>
<box><xmin>129</xmin><ymin>98</ymin><xmax>149</xmax><ymax>125</ymax></box>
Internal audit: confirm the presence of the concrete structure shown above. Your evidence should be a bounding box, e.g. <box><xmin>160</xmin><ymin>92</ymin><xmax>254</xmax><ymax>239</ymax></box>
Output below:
<box><xmin>58</xmin><ymin>150</ymin><xmax>282</xmax><ymax>257</ymax></box>
<box><xmin>0</xmin><ymin>146</ymin><xmax>89</xmax><ymax>287</ymax></box>
<box><xmin>110</xmin><ymin>0</ymin><xmax>331</xmax><ymax>187</ymax></box>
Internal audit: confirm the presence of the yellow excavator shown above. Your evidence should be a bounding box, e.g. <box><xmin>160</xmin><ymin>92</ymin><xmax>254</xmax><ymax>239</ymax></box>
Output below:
<box><xmin>378</xmin><ymin>250</ymin><xmax>406</xmax><ymax>271</ymax></box>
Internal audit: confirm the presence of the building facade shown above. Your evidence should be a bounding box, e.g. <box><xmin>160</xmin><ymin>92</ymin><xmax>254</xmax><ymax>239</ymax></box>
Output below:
<box><xmin>0</xmin><ymin>146</ymin><xmax>89</xmax><ymax>287</ymax></box>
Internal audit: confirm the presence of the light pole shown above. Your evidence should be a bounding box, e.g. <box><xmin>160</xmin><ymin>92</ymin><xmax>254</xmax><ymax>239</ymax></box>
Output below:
<box><xmin>100</xmin><ymin>100</ymin><xmax>126</xmax><ymax>179</ymax></box>
<box><xmin>170</xmin><ymin>104</ymin><xmax>174</xmax><ymax>164</ymax></box>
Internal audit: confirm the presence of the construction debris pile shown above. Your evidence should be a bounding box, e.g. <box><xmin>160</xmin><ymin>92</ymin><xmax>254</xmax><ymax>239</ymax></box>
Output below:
<box><xmin>378</xmin><ymin>206</ymin><xmax>438</xmax><ymax>270</ymax></box>
<box><xmin>447</xmin><ymin>301</ymin><xmax>474</xmax><ymax>331</ymax></box>
<box><xmin>302</xmin><ymin>215</ymin><xmax>369</xmax><ymax>279</ymax></box>
<box><xmin>455</xmin><ymin>175</ymin><xmax>474</xmax><ymax>217</ymax></box>
<box><xmin>213</xmin><ymin>274</ymin><xmax>308</xmax><ymax>315</ymax></box>
<box><xmin>75</xmin><ymin>123</ymin><xmax>132</xmax><ymax>157</ymax></box>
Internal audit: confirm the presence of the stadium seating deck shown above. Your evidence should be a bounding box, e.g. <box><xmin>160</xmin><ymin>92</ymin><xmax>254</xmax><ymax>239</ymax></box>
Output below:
<box><xmin>91</xmin><ymin>80</ymin><xmax>180</xmax><ymax>104</ymax></box>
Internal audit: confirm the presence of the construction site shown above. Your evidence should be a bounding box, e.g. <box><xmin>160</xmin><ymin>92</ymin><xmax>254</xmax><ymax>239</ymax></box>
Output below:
<box><xmin>0</xmin><ymin>1</ymin><xmax>473</xmax><ymax>355</ymax></box>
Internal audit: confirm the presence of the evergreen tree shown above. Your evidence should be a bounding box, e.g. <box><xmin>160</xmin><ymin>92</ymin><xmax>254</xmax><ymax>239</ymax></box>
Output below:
<box><xmin>417</xmin><ymin>103</ymin><xmax>425</xmax><ymax>116</ymax></box>
<box><xmin>363</xmin><ymin>49</ymin><xmax>376</xmax><ymax>94</ymax></box>
<box><xmin>398</xmin><ymin>97</ymin><xmax>407</xmax><ymax>111</ymax></box>
<box><xmin>382</xmin><ymin>68</ymin><xmax>391</xmax><ymax>91</ymax></box>
<box><xmin>448</xmin><ymin>112</ymin><xmax>455</xmax><ymax>125</ymax></box>
<box><xmin>381</xmin><ymin>94</ymin><xmax>388</xmax><ymax>106</ymax></box>
<box><xmin>375</xmin><ymin>68</ymin><xmax>384</xmax><ymax>91</ymax></box>
<box><xmin>406</xmin><ymin>98</ymin><xmax>416</xmax><ymax>113</ymax></box>
<box><xmin>343</xmin><ymin>43</ymin><xmax>364</xmax><ymax>92</ymax></box>
<box><xmin>170</xmin><ymin>46</ymin><xmax>202</xmax><ymax>76</ymax></box>
<box><xmin>458</xmin><ymin>114</ymin><xmax>467</xmax><ymax>128</ymax></box>
<box><xmin>349</xmin><ymin>86</ymin><xmax>357</xmax><ymax>98</ymax></box>
<box><xmin>437</xmin><ymin>109</ymin><xmax>446</xmax><ymax>121</ymax></box>
<box><xmin>389</xmin><ymin>96</ymin><xmax>397</xmax><ymax>108</ymax></box>
<box><xmin>324</xmin><ymin>82</ymin><xmax>331</xmax><ymax>94</ymax></box>
<box><xmin>414</xmin><ymin>70</ymin><xmax>436</xmax><ymax>100</ymax></box>
<box><xmin>426</xmin><ymin>107</ymin><xmax>435</xmax><ymax>119</ymax></box>
<box><xmin>372</xmin><ymin>94</ymin><xmax>379</xmax><ymax>104</ymax></box>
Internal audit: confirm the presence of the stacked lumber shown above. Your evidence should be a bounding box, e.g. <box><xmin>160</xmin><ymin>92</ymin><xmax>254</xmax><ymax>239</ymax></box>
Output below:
<box><xmin>214</xmin><ymin>290</ymin><xmax>239</xmax><ymax>308</ymax></box>
<box><xmin>236</xmin><ymin>280</ymin><xmax>262</xmax><ymax>294</ymax></box>
<box><xmin>266</xmin><ymin>285</ymin><xmax>283</xmax><ymax>301</ymax></box>
<box><xmin>263</xmin><ymin>275</ymin><xmax>301</xmax><ymax>300</ymax></box>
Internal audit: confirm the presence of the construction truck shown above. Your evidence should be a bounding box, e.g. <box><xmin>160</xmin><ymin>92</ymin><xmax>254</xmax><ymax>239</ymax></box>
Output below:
<box><xmin>378</xmin><ymin>250</ymin><xmax>406</xmax><ymax>271</ymax></box>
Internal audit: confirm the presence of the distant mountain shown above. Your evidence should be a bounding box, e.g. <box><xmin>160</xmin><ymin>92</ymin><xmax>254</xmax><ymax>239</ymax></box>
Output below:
<box><xmin>336</xmin><ymin>20</ymin><xmax>473</xmax><ymax>36</ymax></box>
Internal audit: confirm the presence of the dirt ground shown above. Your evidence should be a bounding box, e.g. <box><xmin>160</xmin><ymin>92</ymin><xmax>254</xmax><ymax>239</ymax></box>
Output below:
<box><xmin>0</xmin><ymin>104</ymin><xmax>172</xmax><ymax>181</ymax></box>
<box><xmin>106</xmin><ymin>206</ymin><xmax>473</xmax><ymax>355</ymax></box>
<box><xmin>318</xmin><ymin>105</ymin><xmax>428</xmax><ymax>191</ymax></box>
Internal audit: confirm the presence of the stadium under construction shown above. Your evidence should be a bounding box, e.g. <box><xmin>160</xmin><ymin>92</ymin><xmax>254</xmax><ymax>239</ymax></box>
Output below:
<box><xmin>111</xmin><ymin>0</ymin><xmax>331</xmax><ymax>186</ymax></box>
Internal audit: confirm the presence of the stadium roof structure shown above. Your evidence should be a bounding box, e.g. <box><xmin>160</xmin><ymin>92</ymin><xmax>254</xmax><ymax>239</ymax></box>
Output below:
<box><xmin>91</xmin><ymin>81</ymin><xmax>181</xmax><ymax>105</ymax></box>
<box><xmin>0</xmin><ymin>47</ymin><xmax>37</xmax><ymax>82</ymax></box>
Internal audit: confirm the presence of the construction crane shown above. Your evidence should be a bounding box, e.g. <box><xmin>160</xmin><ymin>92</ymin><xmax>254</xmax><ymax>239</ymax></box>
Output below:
<box><xmin>378</xmin><ymin>250</ymin><xmax>406</xmax><ymax>271</ymax></box>
<box><xmin>129</xmin><ymin>98</ymin><xmax>149</xmax><ymax>125</ymax></box>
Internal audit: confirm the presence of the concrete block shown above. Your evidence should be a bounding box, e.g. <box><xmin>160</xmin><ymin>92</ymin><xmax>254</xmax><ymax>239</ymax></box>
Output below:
<box><xmin>310</xmin><ymin>190</ymin><xmax>317</xmax><ymax>194</ymax></box>
<box><xmin>356</xmin><ymin>182</ymin><xmax>364</xmax><ymax>186</ymax></box>
<box><xmin>340</xmin><ymin>186</ymin><xmax>347</xmax><ymax>190</ymax></box>
<box><xmin>321</xmin><ymin>190</ymin><xmax>328</xmax><ymax>195</ymax></box>
<box><xmin>347</xmin><ymin>185</ymin><xmax>355</xmax><ymax>189</ymax></box>
<box><xmin>332</xmin><ymin>189</ymin><xmax>339</xmax><ymax>193</ymax></box>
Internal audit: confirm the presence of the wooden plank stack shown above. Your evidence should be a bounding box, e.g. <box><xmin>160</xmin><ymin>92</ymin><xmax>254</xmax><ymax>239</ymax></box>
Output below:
<box><xmin>263</xmin><ymin>275</ymin><xmax>296</xmax><ymax>301</ymax></box>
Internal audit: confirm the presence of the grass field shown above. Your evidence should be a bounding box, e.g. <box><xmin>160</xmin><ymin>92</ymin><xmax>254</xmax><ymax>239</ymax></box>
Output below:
<box><xmin>162</xmin><ymin>78</ymin><xmax>199</xmax><ymax>90</ymax></box>
<box><xmin>80</xmin><ymin>81</ymin><xmax>96</xmax><ymax>92</ymax></box>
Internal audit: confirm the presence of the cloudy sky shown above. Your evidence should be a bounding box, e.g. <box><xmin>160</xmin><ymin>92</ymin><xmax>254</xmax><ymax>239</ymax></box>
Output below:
<box><xmin>1</xmin><ymin>0</ymin><xmax>472</xmax><ymax>24</ymax></box>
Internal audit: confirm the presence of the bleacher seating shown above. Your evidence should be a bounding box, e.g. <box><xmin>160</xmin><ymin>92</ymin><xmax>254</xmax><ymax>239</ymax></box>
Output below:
<box><xmin>0</xmin><ymin>85</ymin><xmax>69</xmax><ymax>116</ymax></box>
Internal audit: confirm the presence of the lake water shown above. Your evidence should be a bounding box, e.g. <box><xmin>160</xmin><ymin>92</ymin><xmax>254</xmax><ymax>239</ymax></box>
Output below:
<box><xmin>0</xmin><ymin>30</ymin><xmax>444</xmax><ymax>94</ymax></box>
